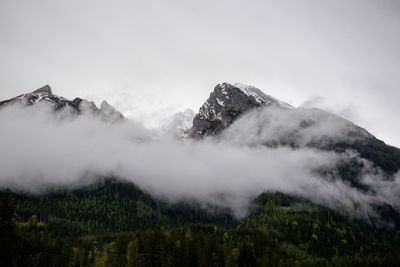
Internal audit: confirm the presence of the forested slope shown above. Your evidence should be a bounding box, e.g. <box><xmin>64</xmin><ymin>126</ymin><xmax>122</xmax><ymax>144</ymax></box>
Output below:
<box><xmin>2</xmin><ymin>179</ymin><xmax>400</xmax><ymax>266</ymax></box>
<box><xmin>14</xmin><ymin>178</ymin><xmax>235</xmax><ymax>235</ymax></box>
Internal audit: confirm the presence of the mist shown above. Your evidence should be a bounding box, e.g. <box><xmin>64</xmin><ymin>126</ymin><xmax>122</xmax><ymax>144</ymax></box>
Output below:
<box><xmin>0</xmin><ymin>104</ymin><xmax>398</xmax><ymax>217</ymax></box>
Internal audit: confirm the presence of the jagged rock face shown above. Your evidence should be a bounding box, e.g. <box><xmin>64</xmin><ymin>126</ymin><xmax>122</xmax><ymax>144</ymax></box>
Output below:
<box><xmin>0</xmin><ymin>85</ymin><xmax>125</xmax><ymax>122</ymax></box>
<box><xmin>189</xmin><ymin>83</ymin><xmax>293</xmax><ymax>138</ymax></box>
<box><xmin>0</xmin><ymin>85</ymin><xmax>79</xmax><ymax>111</ymax></box>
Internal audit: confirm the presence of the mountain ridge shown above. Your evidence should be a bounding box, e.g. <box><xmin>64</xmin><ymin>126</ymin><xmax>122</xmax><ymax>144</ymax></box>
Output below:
<box><xmin>1</xmin><ymin>82</ymin><xmax>400</xmax><ymax>176</ymax></box>
<box><xmin>0</xmin><ymin>85</ymin><xmax>126</xmax><ymax>122</ymax></box>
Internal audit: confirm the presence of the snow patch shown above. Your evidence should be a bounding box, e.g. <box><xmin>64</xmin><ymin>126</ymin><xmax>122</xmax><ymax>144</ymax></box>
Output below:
<box><xmin>199</xmin><ymin>101</ymin><xmax>212</xmax><ymax>120</ymax></box>
<box><xmin>234</xmin><ymin>82</ymin><xmax>294</xmax><ymax>109</ymax></box>
<box><xmin>216</xmin><ymin>97</ymin><xmax>225</xmax><ymax>107</ymax></box>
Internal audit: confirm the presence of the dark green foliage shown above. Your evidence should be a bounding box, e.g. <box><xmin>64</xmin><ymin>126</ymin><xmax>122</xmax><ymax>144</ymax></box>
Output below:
<box><xmin>14</xmin><ymin>178</ymin><xmax>235</xmax><ymax>235</ymax></box>
<box><xmin>0</xmin><ymin>190</ymin><xmax>20</xmax><ymax>267</ymax></box>
<box><xmin>240</xmin><ymin>192</ymin><xmax>400</xmax><ymax>266</ymax></box>
<box><xmin>17</xmin><ymin>215</ymin><xmax>73</xmax><ymax>267</ymax></box>
<box><xmin>252</xmin><ymin>191</ymin><xmax>298</xmax><ymax>209</ymax></box>
<box><xmin>14</xmin><ymin>223</ymin><xmax>400</xmax><ymax>267</ymax></box>
<box><xmin>3</xmin><ymin>182</ymin><xmax>400</xmax><ymax>266</ymax></box>
<box><xmin>0</xmin><ymin>192</ymin><xmax>73</xmax><ymax>267</ymax></box>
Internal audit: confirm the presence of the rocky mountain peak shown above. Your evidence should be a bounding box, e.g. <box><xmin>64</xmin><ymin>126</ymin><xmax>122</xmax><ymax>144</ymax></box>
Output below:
<box><xmin>188</xmin><ymin>82</ymin><xmax>293</xmax><ymax>138</ymax></box>
<box><xmin>32</xmin><ymin>84</ymin><xmax>52</xmax><ymax>95</ymax></box>
<box><xmin>0</xmin><ymin>85</ymin><xmax>125</xmax><ymax>122</ymax></box>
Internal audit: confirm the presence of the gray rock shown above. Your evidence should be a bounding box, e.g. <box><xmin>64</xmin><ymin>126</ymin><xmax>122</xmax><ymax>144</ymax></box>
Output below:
<box><xmin>188</xmin><ymin>82</ymin><xmax>292</xmax><ymax>138</ymax></box>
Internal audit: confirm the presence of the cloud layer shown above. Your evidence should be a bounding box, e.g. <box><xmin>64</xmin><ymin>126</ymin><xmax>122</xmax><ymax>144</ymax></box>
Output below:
<box><xmin>0</xmin><ymin>104</ymin><xmax>399</xmax><ymax>217</ymax></box>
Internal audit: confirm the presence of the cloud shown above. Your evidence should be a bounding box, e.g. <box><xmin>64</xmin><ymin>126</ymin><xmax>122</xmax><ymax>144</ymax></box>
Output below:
<box><xmin>221</xmin><ymin>106</ymin><xmax>372</xmax><ymax>148</ymax></box>
<box><xmin>299</xmin><ymin>96</ymin><xmax>363</xmax><ymax>126</ymax></box>
<box><xmin>0</xmin><ymin>104</ymin><xmax>398</xmax><ymax>218</ymax></box>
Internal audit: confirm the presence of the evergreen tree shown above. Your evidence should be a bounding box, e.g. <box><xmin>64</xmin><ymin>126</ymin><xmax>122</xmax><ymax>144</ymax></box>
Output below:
<box><xmin>0</xmin><ymin>190</ymin><xmax>20</xmax><ymax>267</ymax></box>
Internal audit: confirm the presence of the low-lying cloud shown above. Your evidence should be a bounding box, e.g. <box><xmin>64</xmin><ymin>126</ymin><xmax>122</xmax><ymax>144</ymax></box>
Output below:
<box><xmin>222</xmin><ymin>107</ymin><xmax>372</xmax><ymax>147</ymax></box>
<box><xmin>0</xmin><ymin>104</ymin><xmax>399</xmax><ymax>218</ymax></box>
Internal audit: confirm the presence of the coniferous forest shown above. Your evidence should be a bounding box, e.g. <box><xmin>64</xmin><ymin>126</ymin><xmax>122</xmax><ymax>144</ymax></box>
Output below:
<box><xmin>1</xmin><ymin>178</ymin><xmax>400</xmax><ymax>267</ymax></box>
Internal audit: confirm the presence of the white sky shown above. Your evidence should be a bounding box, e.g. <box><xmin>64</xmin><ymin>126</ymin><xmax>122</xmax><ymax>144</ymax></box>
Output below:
<box><xmin>1</xmin><ymin>0</ymin><xmax>399</xmax><ymax>146</ymax></box>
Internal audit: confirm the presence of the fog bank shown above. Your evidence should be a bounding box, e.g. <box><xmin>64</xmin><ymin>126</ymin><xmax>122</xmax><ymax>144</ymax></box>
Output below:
<box><xmin>0</xmin><ymin>104</ymin><xmax>398</xmax><ymax>217</ymax></box>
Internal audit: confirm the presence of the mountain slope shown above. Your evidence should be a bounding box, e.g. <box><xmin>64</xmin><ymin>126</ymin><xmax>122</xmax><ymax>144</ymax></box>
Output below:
<box><xmin>14</xmin><ymin>178</ymin><xmax>235</xmax><ymax>235</ymax></box>
<box><xmin>189</xmin><ymin>82</ymin><xmax>400</xmax><ymax>176</ymax></box>
<box><xmin>4</xmin><ymin>183</ymin><xmax>400</xmax><ymax>267</ymax></box>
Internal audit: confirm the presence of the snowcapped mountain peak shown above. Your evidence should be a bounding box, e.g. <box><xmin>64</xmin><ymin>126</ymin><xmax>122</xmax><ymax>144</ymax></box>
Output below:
<box><xmin>0</xmin><ymin>85</ymin><xmax>125</xmax><ymax>122</ymax></box>
<box><xmin>189</xmin><ymin>82</ymin><xmax>294</xmax><ymax>137</ymax></box>
<box><xmin>1</xmin><ymin>85</ymin><xmax>69</xmax><ymax>107</ymax></box>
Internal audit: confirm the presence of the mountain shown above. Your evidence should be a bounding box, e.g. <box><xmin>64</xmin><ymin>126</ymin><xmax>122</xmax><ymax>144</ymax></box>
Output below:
<box><xmin>189</xmin><ymin>82</ymin><xmax>367</xmax><ymax>140</ymax></box>
<box><xmin>189</xmin><ymin>82</ymin><xmax>294</xmax><ymax>138</ymax></box>
<box><xmin>189</xmin><ymin>82</ymin><xmax>400</xmax><ymax>176</ymax></box>
<box><xmin>2</xmin><ymin>82</ymin><xmax>399</xmax><ymax>176</ymax></box>
<box><xmin>0</xmin><ymin>85</ymin><xmax>125</xmax><ymax>122</ymax></box>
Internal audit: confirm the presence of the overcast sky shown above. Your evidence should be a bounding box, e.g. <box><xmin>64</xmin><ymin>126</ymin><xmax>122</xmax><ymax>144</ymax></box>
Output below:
<box><xmin>1</xmin><ymin>0</ymin><xmax>399</xmax><ymax>146</ymax></box>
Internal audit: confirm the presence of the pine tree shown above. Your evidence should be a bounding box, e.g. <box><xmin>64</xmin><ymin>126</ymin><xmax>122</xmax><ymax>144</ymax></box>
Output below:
<box><xmin>0</xmin><ymin>190</ymin><xmax>20</xmax><ymax>267</ymax></box>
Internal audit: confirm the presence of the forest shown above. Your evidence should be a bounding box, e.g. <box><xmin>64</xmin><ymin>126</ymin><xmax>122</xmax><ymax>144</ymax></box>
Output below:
<box><xmin>1</xmin><ymin>178</ymin><xmax>400</xmax><ymax>267</ymax></box>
